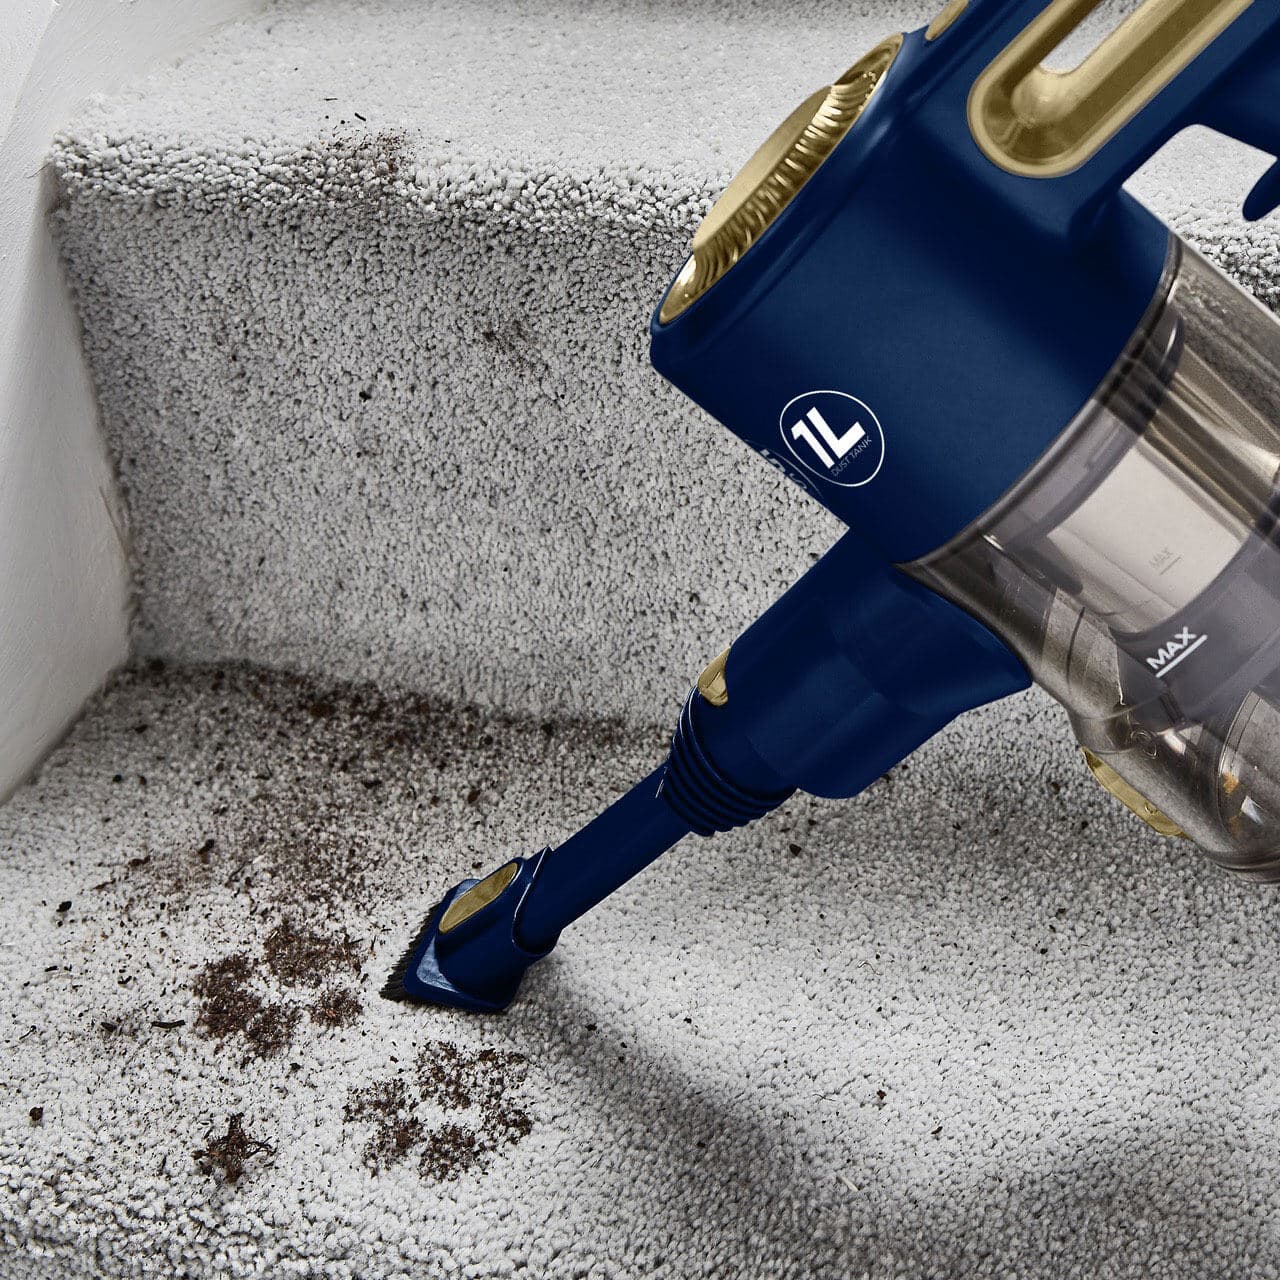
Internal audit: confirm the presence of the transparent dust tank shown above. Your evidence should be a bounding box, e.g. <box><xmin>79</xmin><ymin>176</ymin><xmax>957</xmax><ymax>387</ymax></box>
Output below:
<box><xmin>907</xmin><ymin>239</ymin><xmax>1280</xmax><ymax>879</ymax></box>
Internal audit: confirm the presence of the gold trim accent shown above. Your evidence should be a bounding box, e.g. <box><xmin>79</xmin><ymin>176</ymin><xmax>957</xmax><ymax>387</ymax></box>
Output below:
<box><xmin>1082</xmin><ymin>748</ymin><xmax>1187</xmax><ymax>839</ymax></box>
<box><xmin>969</xmin><ymin>0</ymin><xmax>1253</xmax><ymax>178</ymax></box>
<box><xmin>658</xmin><ymin>35</ymin><xmax>902</xmax><ymax>325</ymax></box>
<box><xmin>926</xmin><ymin>0</ymin><xmax>969</xmax><ymax>41</ymax></box>
<box><xmin>697</xmin><ymin>648</ymin><xmax>731</xmax><ymax>707</ymax></box>
<box><xmin>439</xmin><ymin>861</ymin><xmax>519</xmax><ymax>934</ymax></box>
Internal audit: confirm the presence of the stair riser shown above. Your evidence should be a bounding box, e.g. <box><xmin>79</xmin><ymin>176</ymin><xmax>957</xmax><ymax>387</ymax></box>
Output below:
<box><xmin>54</xmin><ymin>190</ymin><xmax>839</xmax><ymax>723</ymax></box>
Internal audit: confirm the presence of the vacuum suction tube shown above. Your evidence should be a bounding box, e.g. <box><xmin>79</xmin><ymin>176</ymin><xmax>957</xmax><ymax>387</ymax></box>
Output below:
<box><xmin>909</xmin><ymin>239</ymin><xmax>1280</xmax><ymax>877</ymax></box>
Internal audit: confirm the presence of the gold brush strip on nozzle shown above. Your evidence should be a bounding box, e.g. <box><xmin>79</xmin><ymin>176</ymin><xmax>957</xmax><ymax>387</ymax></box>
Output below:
<box><xmin>697</xmin><ymin>648</ymin><xmax>731</xmax><ymax>707</ymax></box>
<box><xmin>658</xmin><ymin>35</ymin><xmax>903</xmax><ymax>326</ymax></box>
<box><xmin>439</xmin><ymin>861</ymin><xmax>520</xmax><ymax>934</ymax></box>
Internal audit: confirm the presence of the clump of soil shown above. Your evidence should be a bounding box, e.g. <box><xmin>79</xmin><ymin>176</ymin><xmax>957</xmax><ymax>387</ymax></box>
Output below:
<box><xmin>192</xmin><ymin>954</ymin><xmax>266</xmax><ymax>1042</ymax></box>
<box><xmin>309</xmin><ymin>983</ymin><xmax>362</xmax><ymax>1028</ymax></box>
<box><xmin>243</xmin><ymin>1002</ymin><xmax>302</xmax><ymax>1059</ymax></box>
<box><xmin>418</xmin><ymin>1123</ymin><xmax>482</xmax><ymax>1182</ymax></box>
<box><xmin>193</xmin><ymin>919</ymin><xmax>366</xmax><ymax>1059</ymax></box>
<box><xmin>194</xmin><ymin>1113</ymin><xmax>272</xmax><ymax>1184</ymax></box>
<box><xmin>344</xmin><ymin>1078</ymin><xmax>424</xmax><ymax>1167</ymax></box>
<box><xmin>191</xmin><ymin>952</ymin><xmax>296</xmax><ymax>1060</ymax></box>
<box><xmin>344</xmin><ymin>1039</ymin><xmax>531</xmax><ymax>1181</ymax></box>
<box><xmin>264</xmin><ymin>918</ymin><xmax>361</xmax><ymax>987</ymax></box>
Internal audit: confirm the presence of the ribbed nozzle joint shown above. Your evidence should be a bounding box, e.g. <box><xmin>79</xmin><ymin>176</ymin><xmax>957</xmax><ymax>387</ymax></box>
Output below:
<box><xmin>661</xmin><ymin>692</ymin><xmax>794</xmax><ymax>837</ymax></box>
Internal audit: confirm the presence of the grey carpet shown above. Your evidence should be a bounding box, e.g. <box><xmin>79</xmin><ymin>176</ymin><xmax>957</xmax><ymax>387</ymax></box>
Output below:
<box><xmin>15</xmin><ymin>1</ymin><xmax>1280</xmax><ymax>1275</ymax></box>
<box><xmin>4</xmin><ymin>663</ymin><xmax>1280</xmax><ymax>1279</ymax></box>
<box><xmin>47</xmin><ymin>0</ymin><xmax>1280</xmax><ymax>727</ymax></box>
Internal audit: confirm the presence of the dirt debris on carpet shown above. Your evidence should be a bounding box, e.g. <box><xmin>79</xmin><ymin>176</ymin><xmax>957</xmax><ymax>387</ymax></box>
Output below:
<box><xmin>3</xmin><ymin>661</ymin><xmax>1280</xmax><ymax>1277</ymax></box>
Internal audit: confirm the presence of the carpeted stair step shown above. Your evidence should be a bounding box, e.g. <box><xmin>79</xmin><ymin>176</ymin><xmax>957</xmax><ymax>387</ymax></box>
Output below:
<box><xmin>5</xmin><ymin>666</ymin><xmax>1280</xmax><ymax>1278</ymax></box>
<box><xmin>48</xmin><ymin>0</ymin><xmax>1280</xmax><ymax>726</ymax></box>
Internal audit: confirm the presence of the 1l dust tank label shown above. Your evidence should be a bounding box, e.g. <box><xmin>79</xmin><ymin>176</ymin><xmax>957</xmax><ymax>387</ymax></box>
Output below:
<box><xmin>780</xmin><ymin>391</ymin><xmax>885</xmax><ymax>488</ymax></box>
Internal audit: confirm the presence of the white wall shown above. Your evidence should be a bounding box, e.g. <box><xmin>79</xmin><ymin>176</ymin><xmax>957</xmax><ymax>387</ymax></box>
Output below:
<box><xmin>0</xmin><ymin>0</ymin><xmax>266</xmax><ymax>802</ymax></box>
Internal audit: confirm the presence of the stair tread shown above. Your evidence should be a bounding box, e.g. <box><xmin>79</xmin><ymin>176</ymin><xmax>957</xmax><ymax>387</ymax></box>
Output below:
<box><xmin>54</xmin><ymin>0</ymin><xmax>1273</xmax><ymax>234</ymax></box>
<box><xmin>58</xmin><ymin>0</ymin><xmax>934</xmax><ymax>184</ymax></box>
<box><xmin>5</xmin><ymin>661</ymin><xmax>1280</xmax><ymax>1277</ymax></box>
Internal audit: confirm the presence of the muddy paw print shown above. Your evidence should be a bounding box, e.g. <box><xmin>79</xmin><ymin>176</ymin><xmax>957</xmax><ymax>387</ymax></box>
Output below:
<box><xmin>345</xmin><ymin>1040</ymin><xmax>532</xmax><ymax>1181</ymax></box>
<box><xmin>192</xmin><ymin>918</ymin><xmax>364</xmax><ymax>1061</ymax></box>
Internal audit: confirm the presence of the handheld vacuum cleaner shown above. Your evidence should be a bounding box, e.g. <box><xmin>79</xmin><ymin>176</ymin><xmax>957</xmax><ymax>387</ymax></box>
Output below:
<box><xmin>386</xmin><ymin>0</ymin><xmax>1280</xmax><ymax>1011</ymax></box>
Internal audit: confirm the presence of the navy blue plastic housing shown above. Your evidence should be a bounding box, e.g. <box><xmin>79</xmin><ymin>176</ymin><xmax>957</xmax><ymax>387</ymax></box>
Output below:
<box><xmin>694</xmin><ymin>531</ymin><xmax>1028</xmax><ymax>800</ymax></box>
<box><xmin>389</xmin><ymin>2</ymin><xmax>1280</xmax><ymax>1015</ymax></box>
<box><xmin>651</xmin><ymin>1</ymin><xmax>1280</xmax><ymax>563</ymax></box>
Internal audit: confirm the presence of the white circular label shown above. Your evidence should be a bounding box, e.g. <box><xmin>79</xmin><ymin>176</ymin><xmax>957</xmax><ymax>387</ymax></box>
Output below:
<box><xmin>778</xmin><ymin>390</ymin><xmax>885</xmax><ymax>489</ymax></box>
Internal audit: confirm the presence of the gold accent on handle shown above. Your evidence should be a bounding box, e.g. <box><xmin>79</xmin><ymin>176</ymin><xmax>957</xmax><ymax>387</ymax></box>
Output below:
<box><xmin>1082</xmin><ymin>748</ymin><xmax>1187</xmax><ymax>839</ymax></box>
<box><xmin>439</xmin><ymin>861</ymin><xmax>520</xmax><ymax>934</ymax></box>
<box><xmin>697</xmin><ymin>648</ymin><xmax>731</xmax><ymax>707</ymax></box>
<box><xmin>658</xmin><ymin>35</ymin><xmax>902</xmax><ymax>325</ymax></box>
<box><xmin>969</xmin><ymin>0</ymin><xmax>1253</xmax><ymax>178</ymax></box>
<box><xmin>926</xmin><ymin>0</ymin><xmax>969</xmax><ymax>41</ymax></box>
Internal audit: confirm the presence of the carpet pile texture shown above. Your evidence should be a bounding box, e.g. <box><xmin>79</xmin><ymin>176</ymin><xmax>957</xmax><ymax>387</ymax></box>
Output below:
<box><xmin>4</xmin><ymin>665</ymin><xmax>1280</xmax><ymax>1278</ymax></box>
<box><xmin>8</xmin><ymin>0</ymin><xmax>1280</xmax><ymax>1274</ymax></box>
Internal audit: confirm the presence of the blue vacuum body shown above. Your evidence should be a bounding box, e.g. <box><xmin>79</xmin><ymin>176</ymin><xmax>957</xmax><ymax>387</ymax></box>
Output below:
<box><xmin>386</xmin><ymin>0</ymin><xmax>1280</xmax><ymax>1011</ymax></box>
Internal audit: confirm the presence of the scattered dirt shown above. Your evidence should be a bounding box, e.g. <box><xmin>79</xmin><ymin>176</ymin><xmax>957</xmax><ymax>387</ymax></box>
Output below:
<box><xmin>192</xmin><ymin>953</ymin><xmax>267</xmax><ymax>1044</ymax></box>
<box><xmin>83</xmin><ymin>661</ymin><xmax>658</xmax><ymax>920</ymax></box>
<box><xmin>417</xmin><ymin>1123</ymin><xmax>483</xmax><ymax>1182</ymax></box>
<box><xmin>243</xmin><ymin>1002</ymin><xmax>302</xmax><ymax>1060</ymax></box>
<box><xmin>330</xmin><ymin>129</ymin><xmax>409</xmax><ymax>186</ymax></box>
<box><xmin>345</xmin><ymin>1039</ymin><xmax>532</xmax><ymax>1182</ymax></box>
<box><xmin>6</xmin><ymin>662</ymin><xmax>645</xmax><ymax>1191</ymax></box>
<box><xmin>14</xmin><ymin>661</ymin><xmax>639</xmax><ymax>1184</ymax></box>
<box><xmin>343</xmin><ymin>1078</ymin><xmax>425</xmax><ymax>1168</ymax></box>
<box><xmin>194</xmin><ymin>1113</ymin><xmax>272</xmax><ymax>1184</ymax></box>
<box><xmin>193</xmin><ymin>918</ymin><xmax>367</xmax><ymax>1059</ymax></box>
<box><xmin>309</xmin><ymin>983</ymin><xmax>362</xmax><ymax>1028</ymax></box>
<box><xmin>419</xmin><ymin>1041</ymin><xmax>513</xmax><ymax>1115</ymax></box>
<box><xmin>476</xmin><ymin>316</ymin><xmax>548</xmax><ymax>380</ymax></box>
<box><xmin>189</xmin><ymin>957</ymin><xmax>282</xmax><ymax>1059</ymax></box>
<box><xmin>264</xmin><ymin>918</ymin><xmax>361</xmax><ymax>988</ymax></box>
